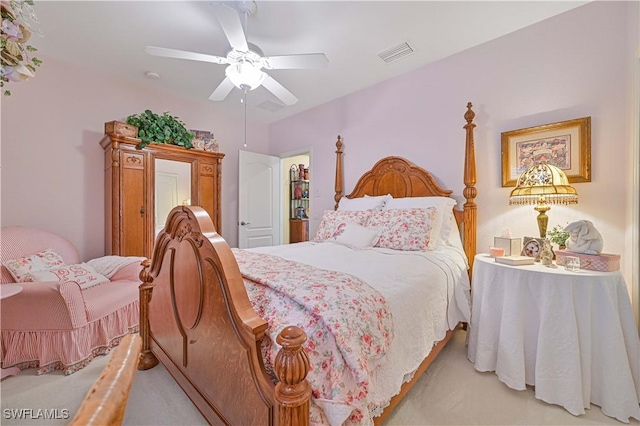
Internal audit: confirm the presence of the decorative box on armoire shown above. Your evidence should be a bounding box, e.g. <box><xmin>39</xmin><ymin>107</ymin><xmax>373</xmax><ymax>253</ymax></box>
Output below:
<box><xmin>101</xmin><ymin>121</ymin><xmax>224</xmax><ymax>258</ymax></box>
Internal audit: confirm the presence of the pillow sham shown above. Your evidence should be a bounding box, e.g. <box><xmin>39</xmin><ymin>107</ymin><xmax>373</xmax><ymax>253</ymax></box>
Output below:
<box><xmin>314</xmin><ymin>210</ymin><xmax>372</xmax><ymax>242</ymax></box>
<box><xmin>25</xmin><ymin>263</ymin><xmax>110</xmax><ymax>290</ymax></box>
<box><xmin>2</xmin><ymin>248</ymin><xmax>66</xmax><ymax>283</ymax></box>
<box><xmin>383</xmin><ymin>196</ymin><xmax>457</xmax><ymax>248</ymax></box>
<box><xmin>443</xmin><ymin>213</ymin><xmax>465</xmax><ymax>251</ymax></box>
<box><xmin>367</xmin><ymin>207</ymin><xmax>438</xmax><ymax>251</ymax></box>
<box><xmin>329</xmin><ymin>222</ymin><xmax>381</xmax><ymax>248</ymax></box>
<box><xmin>337</xmin><ymin>194</ymin><xmax>391</xmax><ymax>211</ymax></box>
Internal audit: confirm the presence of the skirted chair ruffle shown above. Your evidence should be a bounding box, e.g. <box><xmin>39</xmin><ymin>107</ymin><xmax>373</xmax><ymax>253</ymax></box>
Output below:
<box><xmin>2</xmin><ymin>301</ymin><xmax>139</xmax><ymax>375</ymax></box>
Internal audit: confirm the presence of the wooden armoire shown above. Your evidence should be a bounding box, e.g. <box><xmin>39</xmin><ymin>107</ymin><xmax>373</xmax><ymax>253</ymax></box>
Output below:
<box><xmin>101</xmin><ymin>122</ymin><xmax>224</xmax><ymax>258</ymax></box>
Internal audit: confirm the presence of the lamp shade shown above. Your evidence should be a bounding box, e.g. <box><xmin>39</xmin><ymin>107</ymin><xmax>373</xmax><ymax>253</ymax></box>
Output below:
<box><xmin>225</xmin><ymin>62</ymin><xmax>266</xmax><ymax>91</ymax></box>
<box><xmin>509</xmin><ymin>163</ymin><xmax>578</xmax><ymax>206</ymax></box>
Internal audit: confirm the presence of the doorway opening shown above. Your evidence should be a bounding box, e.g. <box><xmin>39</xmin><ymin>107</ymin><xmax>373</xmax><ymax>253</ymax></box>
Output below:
<box><xmin>281</xmin><ymin>152</ymin><xmax>311</xmax><ymax>244</ymax></box>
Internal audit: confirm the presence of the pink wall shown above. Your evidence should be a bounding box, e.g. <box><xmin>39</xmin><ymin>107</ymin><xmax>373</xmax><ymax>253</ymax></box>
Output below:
<box><xmin>269</xmin><ymin>2</ymin><xmax>639</xmax><ymax>292</ymax></box>
<box><xmin>1</xmin><ymin>2</ymin><xmax>638</xmax><ymax>298</ymax></box>
<box><xmin>1</xmin><ymin>56</ymin><xmax>269</xmax><ymax>256</ymax></box>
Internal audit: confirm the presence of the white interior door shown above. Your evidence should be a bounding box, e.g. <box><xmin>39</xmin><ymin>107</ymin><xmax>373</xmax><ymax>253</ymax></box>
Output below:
<box><xmin>238</xmin><ymin>150</ymin><xmax>281</xmax><ymax>249</ymax></box>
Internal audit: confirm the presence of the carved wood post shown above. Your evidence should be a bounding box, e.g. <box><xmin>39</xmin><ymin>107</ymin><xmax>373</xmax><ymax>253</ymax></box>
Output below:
<box><xmin>334</xmin><ymin>136</ymin><xmax>344</xmax><ymax>210</ymax></box>
<box><xmin>216</xmin><ymin>157</ymin><xmax>223</xmax><ymax>234</ymax></box>
<box><xmin>274</xmin><ymin>326</ymin><xmax>311</xmax><ymax>426</ymax></box>
<box><xmin>463</xmin><ymin>102</ymin><xmax>477</xmax><ymax>275</ymax></box>
<box><xmin>137</xmin><ymin>259</ymin><xmax>159</xmax><ymax>370</ymax></box>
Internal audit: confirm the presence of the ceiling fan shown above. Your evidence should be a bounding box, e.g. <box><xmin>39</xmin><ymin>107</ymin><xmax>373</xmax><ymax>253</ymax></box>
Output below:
<box><xmin>145</xmin><ymin>1</ymin><xmax>329</xmax><ymax>106</ymax></box>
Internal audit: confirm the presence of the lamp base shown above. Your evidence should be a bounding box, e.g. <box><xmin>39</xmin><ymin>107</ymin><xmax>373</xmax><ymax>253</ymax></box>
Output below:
<box><xmin>534</xmin><ymin>205</ymin><xmax>550</xmax><ymax>238</ymax></box>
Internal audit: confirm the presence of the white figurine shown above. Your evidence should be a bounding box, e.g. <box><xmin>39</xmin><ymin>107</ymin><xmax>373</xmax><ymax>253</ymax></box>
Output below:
<box><xmin>565</xmin><ymin>220</ymin><xmax>604</xmax><ymax>255</ymax></box>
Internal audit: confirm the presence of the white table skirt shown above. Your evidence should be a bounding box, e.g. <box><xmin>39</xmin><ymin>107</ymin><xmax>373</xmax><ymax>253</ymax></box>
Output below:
<box><xmin>467</xmin><ymin>254</ymin><xmax>640</xmax><ymax>422</ymax></box>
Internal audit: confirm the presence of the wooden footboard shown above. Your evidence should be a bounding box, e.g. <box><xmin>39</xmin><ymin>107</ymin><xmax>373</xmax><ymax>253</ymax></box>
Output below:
<box><xmin>137</xmin><ymin>206</ymin><xmax>310</xmax><ymax>426</ymax></box>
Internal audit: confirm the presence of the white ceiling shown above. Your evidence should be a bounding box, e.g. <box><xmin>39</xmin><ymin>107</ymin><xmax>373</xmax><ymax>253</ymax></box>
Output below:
<box><xmin>32</xmin><ymin>1</ymin><xmax>587</xmax><ymax>124</ymax></box>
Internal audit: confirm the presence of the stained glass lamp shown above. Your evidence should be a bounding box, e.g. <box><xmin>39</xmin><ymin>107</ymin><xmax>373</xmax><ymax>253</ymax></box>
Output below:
<box><xmin>509</xmin><ymin>163</ymin><xmax>578</xmax><ymax>238</ymax></box>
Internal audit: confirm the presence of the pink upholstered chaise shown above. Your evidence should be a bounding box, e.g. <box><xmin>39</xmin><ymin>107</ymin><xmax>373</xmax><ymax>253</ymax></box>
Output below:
<box><xmin>1</xmin><ymin>226</ymin><xmax>142</xmax><ymax>375</ymax></box>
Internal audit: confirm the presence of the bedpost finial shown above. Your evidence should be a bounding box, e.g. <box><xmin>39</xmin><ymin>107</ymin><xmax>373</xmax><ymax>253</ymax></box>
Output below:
<box><xmin>275</xmin><ymin>325</ymin><xmax>310</xmax><ymax>385</ymax></box>
<box><xmin>274</xmin><ymin>325</ymin><xmax>311</xmax><ymax>422</ymax></box>
<box><xmin>465</xmin><ymin>102</ymin><xmax>475</xmax><ymax>124</ymax></box>
<box><xmin>336</xmin><ymin>135</ymin><xmax>343</xmax><ymax>153</ymax></box>
<box><xmin>139</xmin><ymin>259</ymin><xmax>153</xmax><ymax>284</ymax></box>
<box><xmin>277</xmin><ymin>325</ymin><xmax>307</xmax><ymax>348</ymax></box>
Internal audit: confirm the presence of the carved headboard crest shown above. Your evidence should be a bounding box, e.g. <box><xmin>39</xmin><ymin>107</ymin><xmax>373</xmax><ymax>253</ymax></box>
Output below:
<box><xmin>345</xmin><ymin>156</ymin><xmax>453</xmax><ymax>200</ymax></box>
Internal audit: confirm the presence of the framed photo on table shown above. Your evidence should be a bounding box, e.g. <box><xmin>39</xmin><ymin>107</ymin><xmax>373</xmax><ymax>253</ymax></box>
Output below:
<box><xmin>501</xmin><ymin>117</ymin><xmax>591</xmax><ymax>187</ymax></box>
<box><xmin>521</xmin><ymin>236</ymin><xmax>545</xmax><ymax>261</ymax></box>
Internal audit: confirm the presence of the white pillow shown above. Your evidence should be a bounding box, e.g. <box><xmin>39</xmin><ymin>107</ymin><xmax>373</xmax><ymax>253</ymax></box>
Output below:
<box><xmin>25</xmin><ymin>263</ymin><xmax>110</xmax><ymax>290</ymax></box>
<box><xmin>443</xmin><ymin>213</ymin><xmax>465</xmax><ymax>251</ymax></box>
<box><xmin>337</xmin><ymin>194</ymin><xmax>391</xmax><ymax>211</ymax></box>
<box><xmin>383</xmin><ymin>196</ymin><xmax>456</xmax><ymax>248</ymax></box>
<box><xmin>330</xmin><ymin>222</ymin><xmax>381</xmax><ymax>248</ymax></box>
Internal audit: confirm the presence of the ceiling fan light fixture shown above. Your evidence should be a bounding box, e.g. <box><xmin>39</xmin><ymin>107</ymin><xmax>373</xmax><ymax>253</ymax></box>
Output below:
<box><xmin>225</xmin><ymin>62</ymin><xmax>266</xmax><ymax>91</ymax></box>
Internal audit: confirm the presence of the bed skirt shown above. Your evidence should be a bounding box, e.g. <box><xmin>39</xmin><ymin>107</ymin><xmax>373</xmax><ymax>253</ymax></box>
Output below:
<box><xmin>1</xmin><ymin>301</ymin><xmax>139</xmax><ymax>375</ymax></box>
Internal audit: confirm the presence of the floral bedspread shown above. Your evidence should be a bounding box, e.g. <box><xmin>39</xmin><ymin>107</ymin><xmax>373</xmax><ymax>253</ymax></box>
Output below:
<box><xmin>232</xmin><ymin>249</ymin><xmax>394</xmax><ymax>426</ymax></box>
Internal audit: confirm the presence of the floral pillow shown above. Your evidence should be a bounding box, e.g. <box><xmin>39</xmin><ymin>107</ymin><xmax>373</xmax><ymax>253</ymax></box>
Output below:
<box><xmin>26</xmin><ymin>263</ymin><xmax>110</xmax><ymax>290</ymax></box>
<box><xmin>313</xmin><ymin>210</ymin><xmax>372</xmax><ymax>242</ymax></box>
<box><xmin>383</xmin><ymin>196</ymin><xmax>457</xmax><ymax>249</ymax></box>
<box><xmin>2</xmin><ymin>248</ymin><xmax>66</xmax><ymax>282</ymax></box>
<box><xmin>367</xmin><ymin>207</ymin><xmax>438</xmax><ymax>251</ymax></box>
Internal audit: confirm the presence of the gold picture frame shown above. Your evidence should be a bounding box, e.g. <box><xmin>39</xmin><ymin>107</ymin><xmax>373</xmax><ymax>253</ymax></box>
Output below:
<box><xmin>501</xmin><ymin>117</ymin><xmax>591</xmax><ymax>187</ymax></box>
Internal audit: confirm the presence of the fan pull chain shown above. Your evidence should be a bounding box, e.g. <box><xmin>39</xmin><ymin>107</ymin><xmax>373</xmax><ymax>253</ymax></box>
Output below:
<box><xmin>243</xmin><ymin>89</ymin><xmax>247</xmax><ymax>148</ymax></box>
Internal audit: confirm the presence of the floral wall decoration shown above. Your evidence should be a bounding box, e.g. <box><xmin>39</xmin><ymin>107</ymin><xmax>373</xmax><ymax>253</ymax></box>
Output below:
<box><xmin>1</xmin><ymin>0</ymin><xmax>43</xmax><ymax>96</ymax></box>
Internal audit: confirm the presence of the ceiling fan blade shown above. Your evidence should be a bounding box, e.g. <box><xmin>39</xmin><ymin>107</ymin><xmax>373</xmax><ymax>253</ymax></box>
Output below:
<box><xmin>261</xmin><ymin>74</ymin><xmax>298</xmax><ymax>106</ymax></box>
<box><xmin>211</xmin><ymin>3</ymin><xmax>249</xmax><ymax>52</ymax></box>
<box><xmin>209</xmin><ymin>77</ymin><xmax>236</xmax><ymax>101</ymax></box>
<box><xmin>264</xmin><ymin>53</ymin><xmax>329</xmax><ymax>70</ymax></box>
<box><xmin>146</xmin><ymin>46</ymin><xmax>228</xmax><ymax>65</ymax></box>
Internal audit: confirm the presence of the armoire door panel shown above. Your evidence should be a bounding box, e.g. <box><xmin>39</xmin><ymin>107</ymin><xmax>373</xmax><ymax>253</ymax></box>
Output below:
<box><xmin>121</xmin><ymin>164</ymin><xmax>146</xmax><ymax>257</ymax></box>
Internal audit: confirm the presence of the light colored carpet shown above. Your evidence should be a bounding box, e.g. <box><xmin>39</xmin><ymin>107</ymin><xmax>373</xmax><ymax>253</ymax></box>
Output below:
<box><xmin>1</xmin><ymin>330</ymin><xmax>636</xmax><ymax>425</ymax></box>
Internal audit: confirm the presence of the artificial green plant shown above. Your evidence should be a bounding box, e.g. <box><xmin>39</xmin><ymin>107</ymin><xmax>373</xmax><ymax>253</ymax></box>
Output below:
<box><xmin>125</xmin><ymin>109</ymin><xmax>193</xmax><ymax>149</ymax></box>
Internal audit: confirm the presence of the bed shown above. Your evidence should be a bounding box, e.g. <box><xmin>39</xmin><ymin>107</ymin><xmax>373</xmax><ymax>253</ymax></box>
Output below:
<box><xmin>137</xmin><ymin>102</ymin><xmax>478</xmax><ymax>426</ymax></box>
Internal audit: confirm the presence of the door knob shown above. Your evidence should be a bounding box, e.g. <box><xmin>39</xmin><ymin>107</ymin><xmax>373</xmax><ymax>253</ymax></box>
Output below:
<box><xmin>240</xmin><ymin>221</ymin><xmax>251</xmax><ymax>226</ymax></box>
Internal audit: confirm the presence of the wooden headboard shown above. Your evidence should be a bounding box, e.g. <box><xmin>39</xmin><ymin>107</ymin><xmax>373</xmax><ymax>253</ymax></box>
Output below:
<box><xmin>345</xmin><ymin>156</ymin><xmax>454</xmax><ymax>199</ymax></box>
<box><xmin>332</xmin><ymin>102</ymin><xmax>477</xmax><ymax>269</ymax></box>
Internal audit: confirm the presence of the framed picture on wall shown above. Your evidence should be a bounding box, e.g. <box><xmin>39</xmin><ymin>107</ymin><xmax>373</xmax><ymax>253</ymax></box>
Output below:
<box><xmin>501</xmin><ymin>117</ymin><xmax>591</xmax><ymax>187</ymax></box>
